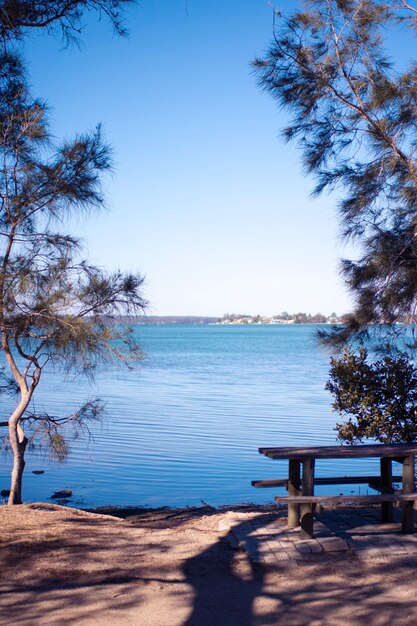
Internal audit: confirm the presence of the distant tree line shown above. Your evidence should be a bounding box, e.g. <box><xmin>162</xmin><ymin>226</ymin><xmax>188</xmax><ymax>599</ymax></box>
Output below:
<box><xmin>115</xmin><ymin>316</ymin><xmax>219</xmax><ymax>325</ymax></box>
<box><xmin>293</xmin><ymin>312</ymin><xmax>335</xmax><ymax>324</ymax></box>
<box><xmin>220</xmin><ymin>312</ymin><xmax>345</xmax><ymax>324</ymax></box>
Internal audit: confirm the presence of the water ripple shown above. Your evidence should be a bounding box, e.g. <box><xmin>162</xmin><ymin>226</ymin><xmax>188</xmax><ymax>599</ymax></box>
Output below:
<box><xmin>0</xmin><ymin>325</ymin><xmax>368</xmax><ymax>508</ymax></box>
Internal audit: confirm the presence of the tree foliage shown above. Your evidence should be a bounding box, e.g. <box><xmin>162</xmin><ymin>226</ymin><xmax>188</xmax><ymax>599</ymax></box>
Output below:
<box><xmin>255</xmin><ymin>0</ymin><xmax>417</xmax><ymax>348</ymax></box>
<box><xmin>0</xmin><ymin>0</ymin><xmax>135</xmax><ymax>42</ymax></box>
<box><xmin>327</xmin><ymin>346</ymin><xmax>417</xmax><ymax>443</ymax></box>
<box><xmin>0</xmin><ymin>44</ymin><xmax>146</xmax><ymax>503</ymax></box>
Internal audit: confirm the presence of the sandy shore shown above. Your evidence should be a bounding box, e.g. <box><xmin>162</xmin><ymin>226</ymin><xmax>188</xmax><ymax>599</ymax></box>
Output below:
<box><xmin>0</xmin><ymin>503</ymin><xmax>415</xmax><ymax>625</ymax></box>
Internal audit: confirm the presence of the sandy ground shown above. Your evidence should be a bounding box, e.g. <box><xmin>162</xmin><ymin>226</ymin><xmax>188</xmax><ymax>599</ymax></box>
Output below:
<box><xmin>0</xmin><ymin>503</ymin><xmax>416</xmax><ymax>626</ymax></box>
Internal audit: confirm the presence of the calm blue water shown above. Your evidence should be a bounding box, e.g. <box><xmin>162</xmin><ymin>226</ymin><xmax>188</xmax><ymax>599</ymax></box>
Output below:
<box><xmin>0</xmin><ymin>324</ymin><xmax>382</xmax><ymax>508</ymax></box>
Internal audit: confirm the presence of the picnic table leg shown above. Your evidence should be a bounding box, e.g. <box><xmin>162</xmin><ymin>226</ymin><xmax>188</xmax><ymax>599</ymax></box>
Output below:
<box><xmin>300</xmin><ymin>458</ymin><xmax>315</xmax><ymax>539</ymax></box>
<box><xmin>288</xmin><ymin>459</ymin><xmax>300</xmax><ymax>528</ymax></box>
<box><xmin>380</xmin><ymin>457</ymin><xmax>393</xmax><ymax>523</ymax></box>
<box><xmin>402</xmin><ymin>454</ymin><xmax>415</xmax><ymax>534</ymax></box>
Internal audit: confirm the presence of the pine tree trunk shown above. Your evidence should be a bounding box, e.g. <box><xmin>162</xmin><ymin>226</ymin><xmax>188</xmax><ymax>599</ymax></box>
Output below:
<box><xmin>8</xmin><ymin>403</ymin><xmax>29</xmax><ymax>506</ymax></box>
<box><xmin>9</xmin><ymin>437</ymin><xmax>27</xmax><ymax>505</ymax></box>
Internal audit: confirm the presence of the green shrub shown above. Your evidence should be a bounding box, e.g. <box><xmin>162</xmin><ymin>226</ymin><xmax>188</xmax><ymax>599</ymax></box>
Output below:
<box><xmin>326</xmin><ymin>347</ymin><xmax>417</xmax><ymax>444</ymax></box>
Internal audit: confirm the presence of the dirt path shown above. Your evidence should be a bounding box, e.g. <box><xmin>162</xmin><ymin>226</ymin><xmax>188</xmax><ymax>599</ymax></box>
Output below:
<box><xmin>0</xmin><ymin>503</ymin><xmax>415</xmax><ymax>625</ymax></box>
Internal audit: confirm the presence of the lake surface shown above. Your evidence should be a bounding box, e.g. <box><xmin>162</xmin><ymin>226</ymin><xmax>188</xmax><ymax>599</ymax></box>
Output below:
<box><xmin>0</xmin><ymin>324</ymin><xmax>382</xmax><ymax>508</ymax></box>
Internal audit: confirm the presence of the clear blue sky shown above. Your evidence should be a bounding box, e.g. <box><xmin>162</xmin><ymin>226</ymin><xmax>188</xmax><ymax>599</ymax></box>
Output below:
<box><xmin>23</xmin><ymin>0</ymin><xmax>354</xmax><ymax>317</ymax></box>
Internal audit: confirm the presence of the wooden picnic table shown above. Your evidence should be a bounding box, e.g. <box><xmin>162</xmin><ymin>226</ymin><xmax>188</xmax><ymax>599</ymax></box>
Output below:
<box><xmin>258</xmin><ymin>443</ymin><xmax>417</xmax><ymax>539</ymax></box>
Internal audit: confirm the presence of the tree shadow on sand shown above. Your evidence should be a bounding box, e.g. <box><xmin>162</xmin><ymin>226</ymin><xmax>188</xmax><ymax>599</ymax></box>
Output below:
<box><xmin>182</xmin><ymin>511</ymin><xmax>417</xmax><ymax>626</ymax></box>
<box><xmin>1</xmin><ymin>504</ymin><xmax>417</xmax><ymax>625</ymax></box>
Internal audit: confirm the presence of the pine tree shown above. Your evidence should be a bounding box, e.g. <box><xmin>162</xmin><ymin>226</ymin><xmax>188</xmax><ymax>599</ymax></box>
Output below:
<box><xmin>0</xmin><ymin>51</ymin><xmax>146</xmax><ymax>504</ymax></box>
<box><xmin>255</xmin><ymin>0</ymin><xmax>417</xmax><ymax>349</ymax></box>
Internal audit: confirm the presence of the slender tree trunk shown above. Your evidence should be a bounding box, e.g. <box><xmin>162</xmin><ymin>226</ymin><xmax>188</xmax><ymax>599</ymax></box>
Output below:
<box><xmin>9</xmin><ymin>425</ymin><xmax>27</xmax><ymax>505</ymax></box>
<box><xmin>8</xmin><ymin>396</ymin><xmax>30</xmax><ymax>506</ymax></box>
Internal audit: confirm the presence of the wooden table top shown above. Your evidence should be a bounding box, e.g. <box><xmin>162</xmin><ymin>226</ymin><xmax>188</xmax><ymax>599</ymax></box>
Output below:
<box><xmin>259</xmin><ymin>443</ymin><xmax>417</xmax><ymax>460</ymax></box>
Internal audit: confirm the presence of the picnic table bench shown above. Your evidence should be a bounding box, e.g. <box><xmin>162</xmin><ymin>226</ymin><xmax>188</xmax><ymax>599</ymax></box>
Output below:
<box><xmin>253</xmin><ymin>443</ymin><xmax>417</xmax><ymax>539</ymax></box>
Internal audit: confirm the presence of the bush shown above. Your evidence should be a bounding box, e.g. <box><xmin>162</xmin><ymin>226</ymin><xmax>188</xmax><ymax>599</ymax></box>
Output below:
<box><xmin>326</xmin><ymin>347</ymin><xmax>417</xmax><ymax>444</ymax></box>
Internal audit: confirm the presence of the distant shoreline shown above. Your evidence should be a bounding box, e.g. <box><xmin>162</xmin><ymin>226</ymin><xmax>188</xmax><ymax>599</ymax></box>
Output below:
<box><xmin>111</xmin><ymin>316</ymin><xmax>218</xmax><ymax>325</ymax></box>
<box><xmin>114</xmin><ymin>315</ymin><xmax>345</xmax><ymax>325</ymax></box>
